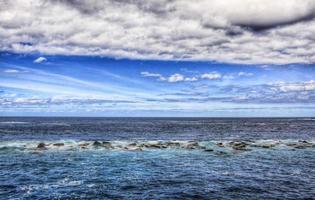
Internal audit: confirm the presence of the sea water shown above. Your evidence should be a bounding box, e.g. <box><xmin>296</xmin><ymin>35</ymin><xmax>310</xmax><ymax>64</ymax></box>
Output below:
<box><xmin>0</xmin><ymin>117</ymin><xmax>315</xmax><ymax>199</ymax></box>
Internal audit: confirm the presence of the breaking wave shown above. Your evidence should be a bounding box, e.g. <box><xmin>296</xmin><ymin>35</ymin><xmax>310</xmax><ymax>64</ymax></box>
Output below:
<box><xmin>0</xmin><ymin>121</ymin><xmax>30</xmax><ymax>125</ymax></box>
<box><xmin>1</xmin><ymin>139</ymin><xmax>314</xmax><ymax>153</ymax></box>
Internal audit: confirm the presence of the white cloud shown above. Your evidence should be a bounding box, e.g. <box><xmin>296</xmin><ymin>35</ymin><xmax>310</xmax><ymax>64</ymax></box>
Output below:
<box><xmin>141</xmin><ymin>72</ymin><xmax>198</xmax><ymax>83</ymax></box>
<box><xmin>141</xmin><ymin>71</ymin><xmax>165</xmax><ymax>81</ymax></box>
<box><xmin>168</xmin><ymin>74</ymin><xmax>184</xmax><ymax>83</ymax></box>
<box><xmin>33</xmin><ymin>57</ymin><xmax>47</xmax><ymax>63</ymax></box>
<box><xmin>1</xmin><ymin>0</ymin><xmax>315</xmax><ymax>64</ymax></box>
<box><xmin>0</xmin><ymin>96</ymin><xmax>136</xmax><ymax>106</ymax></box>
<box><xmin>184</xmin><ymin>77</ymin><xmax>198</xmax><ymax>82</ymax></box>
<box><xmin>141</xmin><ymin>71</ymin><xmax>162</xmax><ymax>78</ymax></box>
<box><xmin>201</xmin><ymin>72</ymin><xmax>222</xmax><ymax>80</ymax></box>
<box><xmin>4</xmin><ymin>69</ymin><xmax>19</xmax><ymax>73</ymax></box>
<box><xmin>238</xmin><ymin>72</ymin><xmax>254</xmax><ymax>77</ymax></box>
<box><xmin>277</xmin><ymin>80</ymin><xmax>315</xmax><ymax>92</ymax></box>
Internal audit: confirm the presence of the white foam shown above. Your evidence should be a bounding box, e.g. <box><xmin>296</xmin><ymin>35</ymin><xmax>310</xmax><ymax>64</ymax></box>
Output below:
<box><xmin>0</xmin><ymin>139</ymin><xmax>314</xmax><ymax>152</ymax></box>
<box><xmin>0</xmin><ymin>121</ymin><xmax>29</xmax><ymax>124</ymax></box>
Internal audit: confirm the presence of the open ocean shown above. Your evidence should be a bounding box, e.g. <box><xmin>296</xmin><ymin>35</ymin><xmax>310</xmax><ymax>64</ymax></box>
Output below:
<box><xmin>0</xmin><ymin>117</ymin><xmax>315</xmax><ymax>200</ymax></box>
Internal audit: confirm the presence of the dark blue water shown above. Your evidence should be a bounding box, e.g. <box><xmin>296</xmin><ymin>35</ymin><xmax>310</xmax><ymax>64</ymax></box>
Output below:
<box><xmin>1</xmin><ymin>117</ymin><xmax>315</xmax><ymax>199</ymax></box>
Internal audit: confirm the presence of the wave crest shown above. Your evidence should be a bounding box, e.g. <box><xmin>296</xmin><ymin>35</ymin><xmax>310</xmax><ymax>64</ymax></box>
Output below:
<box><xmin>0</xmin><ymin>139</ymin><xmax>314</xmax><ymax>154</ymax></box>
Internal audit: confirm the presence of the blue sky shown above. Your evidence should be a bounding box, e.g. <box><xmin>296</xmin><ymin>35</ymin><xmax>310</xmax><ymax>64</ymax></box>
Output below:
<box><xmin>1</xmin><ymin>53</ymin><xmax>315</xmax><ymax>117</ymax></box>
<box><xmin>1</xmin><ymin>0</ymin><xmax>315</xmax><ymax>116</ymax></box>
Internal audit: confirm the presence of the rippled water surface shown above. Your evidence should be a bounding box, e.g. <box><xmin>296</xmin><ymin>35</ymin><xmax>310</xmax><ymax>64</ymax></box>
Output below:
<box><xmin>0</xmin><ymin>117</ymin><xmax>315</xmax><ymax>199</ymax></box>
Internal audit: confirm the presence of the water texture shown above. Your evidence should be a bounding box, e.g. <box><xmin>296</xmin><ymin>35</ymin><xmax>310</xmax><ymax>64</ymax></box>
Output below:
<box><xmin>0</xmin><ymin>117</ymin><xmax>315</xmax><ymax>199</ymax></box>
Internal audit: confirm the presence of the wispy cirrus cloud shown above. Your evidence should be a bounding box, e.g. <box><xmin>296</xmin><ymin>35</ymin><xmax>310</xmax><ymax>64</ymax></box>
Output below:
<box><xmin>140</xmin><ymin>71</ymin><xmax>165</xmax><ymax>81</ymax></box>
<box><xmin>0</xmin><ymin>96</ymin><xmax>137</xmax><ymax>106</ymax></box>
<box><xmin>0</xmin><ymin>65</ymin><xmax>163</xmax><ymax>104</ymax></box>
<box><xmin>1</xmin><ymin>0</ymin><xmax>315</xmax><ymax>64</ymax></box>
<box><xmin>3</xmin><ymin>69</ymin><xmax>20</xmax><ymax>73</ymax></box>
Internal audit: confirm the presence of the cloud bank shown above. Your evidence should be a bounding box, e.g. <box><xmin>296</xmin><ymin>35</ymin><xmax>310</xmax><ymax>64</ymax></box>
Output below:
<box><xmin>1</xmin><ymin>0</ymin><xmax>315</xmax><ymax>64</ymax></box>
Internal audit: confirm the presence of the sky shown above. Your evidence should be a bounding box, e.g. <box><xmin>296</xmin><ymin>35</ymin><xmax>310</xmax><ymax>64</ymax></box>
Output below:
<box><xmin>0</xmin><ymin>0</ymin><xmax>315</xmax><ymax>117</ymax></box>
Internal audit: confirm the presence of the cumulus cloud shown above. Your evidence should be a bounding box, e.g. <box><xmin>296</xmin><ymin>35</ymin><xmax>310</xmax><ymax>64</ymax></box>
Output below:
<box><xmin>1</xmin><ymin>0</ymin><xmax>315</xmax><ymax>64</ymax></box>
<box><xmin>168</xmin><ymin>74</ymin><xmax>184</xmax><ymax>83</ymax></box>
<box><xmin>141</xmin><ymin>72</ymin><xmax>198</xmax><ymax>83</ymax></box>
<box><xmin>33</xmin><ymin>57</ymin><xmax>47</xmax><ymax>63</ymax></box>
<box><xmin>142</xmin><ymin>71</ymin><xmax>229</xmax><ymax>82</ymax></box>
<box><xmin>201</xmin><ymin>72</ymin><xmax>222</xmax><ymax>80</ymax></box>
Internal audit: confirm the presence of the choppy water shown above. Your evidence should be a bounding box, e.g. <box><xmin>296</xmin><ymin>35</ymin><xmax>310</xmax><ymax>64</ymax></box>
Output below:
<box><xmin>0</xmin><ymin>117</ymin><xmax>315</xmax><ymax>199</ymax></box>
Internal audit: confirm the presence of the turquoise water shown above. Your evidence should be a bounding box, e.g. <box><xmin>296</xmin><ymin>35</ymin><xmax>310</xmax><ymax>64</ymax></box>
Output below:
<box><xmin>0</xmin><ymin>118</ymin><xmax>315</xmax><ymax>199</ymax></box>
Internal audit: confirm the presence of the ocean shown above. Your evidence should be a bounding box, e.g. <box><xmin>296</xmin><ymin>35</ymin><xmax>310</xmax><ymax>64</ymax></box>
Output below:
<box><xmin>0</xmin><ymin>117</ymin><xmax>315</xmax><ymax>199</ymax></box>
